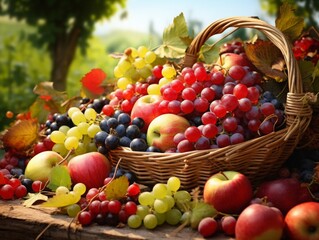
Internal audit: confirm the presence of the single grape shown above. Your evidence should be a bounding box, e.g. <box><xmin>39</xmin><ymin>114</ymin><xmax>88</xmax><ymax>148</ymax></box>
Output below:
<box><xmin>73</xmin><ymin>183</ymin><xmax>86</xmax><ymax>196</ymax></box>
<box><xmin>167</xmin><ymin>176</ymin><xmax>181</xmax><ymax>192</ymax></box>
<box><xmin>84</xmin><ymin>108</ymin><xmax>97</xmax><ymax>122</ymax></box>
<box><xmin>143</xmin><ymin>214</ymin><xmax>158</xmax><ymax>230</ymax></box>
<box><xmin>165</xmin><ymin>208</ymin><xmax>182</xmax><ymax>225</ymax></box>
<box><xmin>138</xmin><ymin>192</ymin><xmax>155</xmax><ymax>206</ymax></box>
<box><xmin>198</xmin><ymin>217</ymin><xmax>218</xmax><ymax>237</ymax></box>
<box><xmin>71</xmin><ymin>111</ymin><xmax>86</xmax><ymax>125</ymax></box>
<box><xmin>64</xmin><ymin>136</ymin><xmax>79</xmax><ymax>150</ymax></box>
<box><xmin>152</xmin><ymin>183</ymin><xmax>167</xmax><ymax>199</ymax></box>
<box><xmin>50</xmin><ymin>130</ymin><xmax>66</xmax><ymax>144</ymax></box>
<box><xmin>127</xmin><ymin>214</ymin><xmax>142</xmax><ymax>229</ymax></box>
<box><xmin>153</xmin><ymin>199</ymin><xmax>168</xmax><ymax>214</ymax></box>
<box><xmin>66</xmin><ymin>203</ymin><xmax>81</xmax><ymax>217</ymax></box>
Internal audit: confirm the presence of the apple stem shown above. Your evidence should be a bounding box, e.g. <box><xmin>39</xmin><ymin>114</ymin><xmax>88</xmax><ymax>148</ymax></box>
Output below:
<box><xmin>220</xmin><ymin>171</ymin><xmax>229</xmax><ymax>180</ymax></box>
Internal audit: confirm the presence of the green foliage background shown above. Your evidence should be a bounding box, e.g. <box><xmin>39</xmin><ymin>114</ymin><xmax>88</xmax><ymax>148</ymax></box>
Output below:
<box><xmin>0</xmin><ymin>19</ymin><xmax>161</xmax><ymax>131</ymax></box>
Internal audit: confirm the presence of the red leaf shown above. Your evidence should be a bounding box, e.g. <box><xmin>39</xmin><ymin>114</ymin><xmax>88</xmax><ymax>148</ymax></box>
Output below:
<box><xmin>81</xmin><ymin>68</ymin><xmax>107</xmax><ymax>96</ymax></box>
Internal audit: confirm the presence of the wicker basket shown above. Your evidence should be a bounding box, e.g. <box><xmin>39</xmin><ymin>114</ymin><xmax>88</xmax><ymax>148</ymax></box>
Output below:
<box><xmin>108</xmin><ymin>17</ymin><xmax>313</xmax><ymax>190</ymax></box>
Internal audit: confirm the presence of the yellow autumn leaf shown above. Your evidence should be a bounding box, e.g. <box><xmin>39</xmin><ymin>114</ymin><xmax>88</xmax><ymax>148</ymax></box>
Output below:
<box><xmin>41</xmin><ymin>192</ymin><xmax>81</xmax><ymax>208</ymax></box>
<box><xmin>2</xmin><ymin>119</ymin><xmax>39</xmax><ymax>151</ymax></box>
<box><xmin>105</xmin><ymin>176</ymin><xmax>129</xmax><ymax>200</ymax></box>
<box><xmin>23</xmin><ymin>193</ymin><xmax>48</xmax><ymax>208</ymax></box>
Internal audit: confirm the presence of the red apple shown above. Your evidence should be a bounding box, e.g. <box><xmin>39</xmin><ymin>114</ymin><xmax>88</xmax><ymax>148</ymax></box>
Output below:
<box><xmin>203</xmin><ymin>171</ymin><xmax>253</xmax><ymax>214</ymax></box>
<box><xmin>216</xmin><ymin>53</ymin><xmax>254</xmax><ymax>70</ymax></box>
<box><xmin>235</xmin><ymin>203</ymin><xmax>284</xmax><ymax>240</ymax></box>
<box><xmin>25</xmin><ymin>151</ymin><xmax>64</xmax><ymax>184</ymax></box>
<box><xmin>146</xmin><ymin>114</ymin><xmax>190</xmax><ymax>152</ymax></box>
<box><xmin>130</xmin><ymin>94</ymin><xmax>163</xmax><ymax>132</ymax></box>
<box><xmin>255</xmin><ymin>178</ymin><xmax>313</xmax><ymax>215</ymax></box>
<box><xmin>285</xmin><ymin>201</ymin><xmax>319</xmax><ymax>240</ymax></box>
<box><xmin>68</xmin><ymin>152</ymin><xmax>111</xmax><ymax>189</ymax></box>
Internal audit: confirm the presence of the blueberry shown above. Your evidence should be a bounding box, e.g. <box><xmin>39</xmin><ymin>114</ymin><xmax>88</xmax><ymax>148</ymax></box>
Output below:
<box><xmin>131</xmin><ymin>117</ymin><xmax>145</xmax><ymax>129</ymax></box>
<box><xmin>10</xmin><ymin>168</ymin><xmax>23</xmax><ymax>178</ymax></box>
<box><xmin>117</xmin><ymin>113</ymin><xmax>131</xmax><ymax>126</ymax></box>
<box><xmin>107</xmin><ymin>118</ymin><xmax>118</xmax><ymax>129</ymax></box>
<box><xmin>94</xmin><ymin>131</ymin><xmax>108</xmax><ymax>146</ymax></box>
<box><xmin>100</xmin><ymin>118</ymin><xmax>110</xmax><ymax>132</ymax></box>
<box><xmin>126</xmin><ymin>125</ymin><xmax>141</xmax><ymax>139</ymax></box>
<box><xmin>21</xmin><ymin>178</ymin><xmax>33</xmax><ymax>192</ymax></box>
<box><xmin>130</xmin><ymin>138</ymin><xmax>148</xmax><ymax>151</ymax></box>
<box><xmin>119</xmin><ymin>136</ymin><xmax>131</xmax><ymax>147</ymax></box>
<box><xmin>105</xmin><ymin>134</ymin><xmax>120</xmax><ymax>150</ymax></box>
<box><xmin>146</xmin><ymin>146</ymin><xmax>162</xmax><ymax>152</ymax></box>
<box><xmin>124</xmin><ymin>171</ymin><xmax>136</xmax><ymax>184</ymax></box>
<box><xmin>97</xmin><ymin>145</ymin><xmax>108</xmax><ymax>155</ymax></box>
<box><xmin>115</xmin><ymin>124</ymin><xmax>126</xmax><ymax>138</ymax></box>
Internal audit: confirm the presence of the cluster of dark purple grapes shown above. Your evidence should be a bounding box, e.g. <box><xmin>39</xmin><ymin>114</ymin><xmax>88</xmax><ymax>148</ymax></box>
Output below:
<box><xmin>219</xmin><ymin>41</ymin><xmax>245</xmax><ymax>55</ymax></box>
<box><xmin>281</xmin><ymin>149</ymin><xmax>319</xmax><ymax>183</ymax></box>
<box><xmin>94</xmin><ymin>110</ymin><xmax>162</xmax><ymax>154</ymax></box>
<box><xmin>44</xmin><ymin>113</ymin><xmax>74</xmax><ymax>135</ymax></box>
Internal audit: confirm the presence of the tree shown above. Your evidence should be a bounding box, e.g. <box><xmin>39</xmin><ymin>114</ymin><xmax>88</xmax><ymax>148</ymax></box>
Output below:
<box><xmin>260</xmin><ymin>0</ymin><xmax>319</xmax><ymax>29</ymax></box>
<box><xmin>0</xmin><ymin>0</ymin><xmax>126</xmax><ymax>91</ymax></box>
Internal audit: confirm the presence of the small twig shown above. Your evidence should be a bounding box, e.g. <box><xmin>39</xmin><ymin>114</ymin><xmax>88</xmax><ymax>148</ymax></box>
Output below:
<box><xmin>35</xmin><ymin>223</ymin><xmax>53</xmax><ymax>240</ymax></box>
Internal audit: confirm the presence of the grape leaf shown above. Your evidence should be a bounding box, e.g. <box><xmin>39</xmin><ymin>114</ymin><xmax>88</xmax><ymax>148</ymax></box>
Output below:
<box><xmin>104</xmin><ymin>176</ymin><xmax>129</xmax><ymax>200</ymax></box>
<box><xmin>275</xmin><ymin>1</ymin><xmax>304</xmax><ymax>41</ymax></box>
<box><xmin>47</xmin><ymin>165</ymin><xmax>72</xmax><ymax>191</ymax></box>
<box><xmin>81</xmin><ymin>68</ymin><xmax>107</xmax><ymax>99</ymax></box>
<box><xmin>23</xmin><ymin>193</ymin><xmax>48</xmax><ymax>208</ymax></box>
<box><xmin>190</xmin><ymin>201</ymin><xmax>217</xmax><ymax>229</ymax></box>
<box><xmin>31</xmin><ymin>82</ymin><xmax>68</xmax><ymax>116</ymax></box>
<box><xmin>245</xmin><ymin>39</ymin><xmax>287</xmax><ymax>81</ymax></box>
<box><xmin>2</xmin><ymin>119</ymin><xmax>39</xmax><ymax>151</ymax></box>
<box><xmin>41</xmin><ymin>192</ymin><xmax>81</xmax><ymax>208</ymax></box>
<box><xmin>155</xmin><ymin>13</ymin><xmax>192</xmax><ymax>59</ymax></box>
<box><xmin>299</xmin><ymin>60</ymin><xmax>316</xmax><ymax>93</ymax></box>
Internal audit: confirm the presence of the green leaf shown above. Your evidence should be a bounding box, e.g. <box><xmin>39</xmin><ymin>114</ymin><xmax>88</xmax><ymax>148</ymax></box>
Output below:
<box><xmin>199</xmin><ymin>44</ymin><xmax>219</xmax><ymax>64</ymax></box>
<box><xmin>23</xmin><ymin>193</ymin><xmax>48</xmax><ymax>208</ymax></box>
<box><xmin>299</xmin><ymin>60</ymin><xmax>315</xmax><ymax>93</ymax></box>
<box><xmin>41</xmin><ymin>192</ymin><xmax>81</xmax><ymax>208</ymax></box>
<box><xmin>47</xmin><ymin>165</ymin><xmax>72</xmax><ymax>191</ymax></box>
<box><xmin>104</xmin><ymin>176</ymin><xmax>129</xmax><ymax>200</ymax></box>
<box><xmin>155</xmin><ymin>13</ymin><xmax>192</xmax><ymax>59</ymax></box>
<box><xmin>275</xmin><ymin>2</ymin><xmax>304</xmax><ymax>41</ymax></box>
<box><xmin>190</xmin><ymin>201</ymin><xmax>217</xmax><ymax>229</ymax></box>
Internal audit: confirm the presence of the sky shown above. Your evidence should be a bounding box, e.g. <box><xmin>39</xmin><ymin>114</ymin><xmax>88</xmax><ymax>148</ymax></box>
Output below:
<box><xmin>94</xmin><ymin>0</ymin><xmax>275</xmax><ymax>35</ymax></box>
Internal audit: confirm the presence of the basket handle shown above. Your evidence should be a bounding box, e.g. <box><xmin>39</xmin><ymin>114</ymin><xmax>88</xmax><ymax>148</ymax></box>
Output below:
<box><xmin>184</xmin><ymin>16</ymin><xmax>301</xmax><ymax>94</ymax></box>
<box><xmin>184</xmin><ymin>16</ymin><xmax>312</xmax><ymax>129</ymax></box>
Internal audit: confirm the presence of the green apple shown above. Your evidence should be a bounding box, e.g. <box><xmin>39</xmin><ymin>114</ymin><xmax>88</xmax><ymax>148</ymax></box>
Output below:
<box><xmin>24</xmin><ymin>151</ymin><xmax>64</xmax><ymax>183</ymax></box>
<box><xmin>146</xmin><ymin>114</ymin><xmax>190</xmax><ymax>152</ymax></box>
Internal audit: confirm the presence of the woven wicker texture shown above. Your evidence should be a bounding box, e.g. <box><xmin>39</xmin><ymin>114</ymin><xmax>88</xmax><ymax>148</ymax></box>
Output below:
<box><xmin>108</xmin><ymin>17</ymin><xmax>313</xmax><ymax>190</ymax></box>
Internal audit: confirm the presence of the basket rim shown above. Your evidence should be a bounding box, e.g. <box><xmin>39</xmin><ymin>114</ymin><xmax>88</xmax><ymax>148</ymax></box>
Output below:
<box><xmin>184</xmin><ymin>16</ymin><xmax>302</xmax><ymax>95</ymax></box>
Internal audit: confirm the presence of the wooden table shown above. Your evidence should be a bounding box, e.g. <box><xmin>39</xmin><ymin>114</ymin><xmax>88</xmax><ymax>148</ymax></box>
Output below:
<box><xmin>0</xmin><ymin>200</ymin><xmax>233</xmax><ymax>240</ymax></box>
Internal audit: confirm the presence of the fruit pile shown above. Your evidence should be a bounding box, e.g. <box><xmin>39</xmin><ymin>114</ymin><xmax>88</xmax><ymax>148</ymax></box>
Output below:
<box><xmin>1</xmin><ymin>9</ymin><xmax>319</xmax><ymax>240</ymax></box>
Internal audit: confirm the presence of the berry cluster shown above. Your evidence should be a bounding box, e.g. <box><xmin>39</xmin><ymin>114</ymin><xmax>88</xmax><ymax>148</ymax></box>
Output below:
<box><xmin>293</xmin><ymin>36</ymin><xmax>319</xmax><ymax>65</ymax></box>
<box><xmin>77</xmin><ymin>182</ymin><xmax>141</xmax><ymax>226</ymax></box>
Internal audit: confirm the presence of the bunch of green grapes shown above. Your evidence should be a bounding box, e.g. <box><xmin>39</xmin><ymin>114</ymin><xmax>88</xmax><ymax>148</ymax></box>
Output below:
<box><xmin>113</xmin><ymin>46</ymin><xmax>163</xmax><ymax>90</ymax></box>
<box><xmin>50</xmin><ymin>107</ymin><xmax>101</xmax><ymax>156</ymax></box>
<box><xmin>127</xmin><ymin>176</ymin><xmax>190</xmax><ymax>229</ymax></box>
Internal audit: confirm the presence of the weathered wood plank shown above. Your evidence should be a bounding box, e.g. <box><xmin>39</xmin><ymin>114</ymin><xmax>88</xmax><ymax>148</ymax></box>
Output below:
<box><xmin>0</xmin><ymin>200</ymin><xmax>233</xmax><ymax>240</ymax></box>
